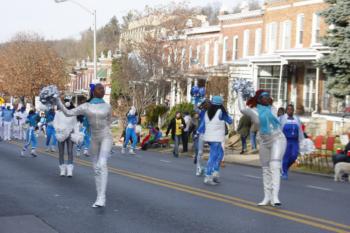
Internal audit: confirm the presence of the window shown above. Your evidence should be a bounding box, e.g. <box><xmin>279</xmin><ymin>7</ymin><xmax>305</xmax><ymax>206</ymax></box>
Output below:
<box><xmin>312</xmin><ymin>13</ymin><xmax>321</xmax><ymax>44</ymax></box>
<box><xmin>296</xmin><ymin>14</ymin><xmax>304</xmax><ymax>47</ymax></box>
<box><xmin>205</xmin><ymin>42</ymin><xmax>209</xmax><ymax>67</ymax></box>
<box><xmin>232</xmin><ymin>36</ymin><xmax>239</xmax><ymax>60</ymax></box>
<box><xmin>255</xmin><ymin>28</ymin><xmax>262</xmax><ymax>56</ymax></box>
<box><xmin>222</xmin><ymin>37</ymin><xmax>228</xmax><ymax>63</ymax></box>
<box><xmin>258</xmin><ymin>66</ymin><xmax>287</xmax><ymax>102</ymax></box>
<box><xmin>282</xmin><ymin>21</ymin><xmax>292</xmax><ymax>49</ymax></box>
<box><xmin>213</xmin><ymin>41</ymin><xmax>219</xmax><ymax>66</ymax></box>
<box><xmin>243</xmin><ymin>30</ymin><xmax>250</xmax><ymax>57</ymax></box>
<box><xmin>266</xmin><ymin>22</ymin><xmax>278</xmax><ymax>53</ymax></box>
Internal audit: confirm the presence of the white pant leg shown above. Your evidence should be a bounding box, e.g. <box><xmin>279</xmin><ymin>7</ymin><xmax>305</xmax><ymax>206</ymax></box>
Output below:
<box><xmin>4</xmin><ymin>122</ymin><xmax>12</xmax><ymax>140</ymax></box>
<box><xmin>91</xmin><ymin>136</ymin><xmax>113</xmax><ymax>206</ymax></box>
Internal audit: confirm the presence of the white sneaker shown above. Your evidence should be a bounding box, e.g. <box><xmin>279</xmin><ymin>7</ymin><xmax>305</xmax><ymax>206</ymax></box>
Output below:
<box><xmin>50</xmin><ymin>146</ymin><xmax>56</xmax><ymax>152</ymax></box>
<box><xmin>30</xmin><ymin>149</ymin><xmax>37</xmax><ymax>157</ymax></box>
<box><xmin>129</xmin><ymin>149</ymin><xmax>136</xmax><ymax>155</ymax></box>
<box><xmin>59</xmin><ymin>165</ymin><xmax>66</xmax><ymax>177</ymax></box>
<box><xmin>83</xmin><ymin>149</ymin><xmax>89</xmax><ymax>157</ymax></box>
<box><xmin>204</xmin><ymin>176</ymin><xmax>217</xmax><ymax>186</ymax></box>
<box><xmin>121</xmin><ymin>148</ymin><xmax>126</xmax><ymax>154</ymax></box>
<box><xmin>76</xmin><ymin>150</ymin><xmax>81</xmax><ymax>157</ymax></box>
<box><xmin>66</xmin><ymin>164</ymin><xmax>73</xmax><ymax>177</ymax></box>
<box><xmin>20</xmin><ymin>150</ymin><xmax>26</xmax><ymax>157</ymax></box>
<box><xmin>45</xmin><ymin>147</ymin><xmax>50</xmax><ymax>152</ymax></box>
<box><xmin>196</xmin><ymin>167</ymin><xmax>203</xmax><ymax>176</ymax></box>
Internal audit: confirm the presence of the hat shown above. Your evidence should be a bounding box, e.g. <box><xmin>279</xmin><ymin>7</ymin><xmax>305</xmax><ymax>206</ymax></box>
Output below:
<box><xmin>211</xmin><ymin>96</ymin><xmax>223</xmax><ymax>105</ymax></box>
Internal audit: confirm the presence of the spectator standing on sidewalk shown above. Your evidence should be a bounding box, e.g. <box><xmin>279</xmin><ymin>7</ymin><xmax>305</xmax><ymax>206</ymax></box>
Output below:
<box><xmin>250</xmin><ymin>123</ymin><xmax>258</xmax><ymax>152</ymax></box>
<box><xmin>237</xmin><ymin>115</ymin><xmax>252</xmax><ymax>154</ymax></box>
<box><xmin>2</xmin><ymin>106</ymin><xmax>14</xmax><ymax>141</ymax></box>
<box><xmin>182</xmin><ymin>112</ymin><xmax>192</xmax><ymax>153</ymax></box>
<box><xmin>166</xmin><ymin>112</ymin><xmax>185</xmax><ymax>158</ymax></box>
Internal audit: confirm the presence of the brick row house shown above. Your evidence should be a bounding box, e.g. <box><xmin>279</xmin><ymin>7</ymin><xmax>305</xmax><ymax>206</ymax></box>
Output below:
<box><xmin>68</xmin><ymin>51</ymin><xmax>114</xmax><ymax>104</ymax></box>
<box><xmin>161</xmin><ymin>0</ymin><xmax>350</xmax><ymax>131</ymax></box>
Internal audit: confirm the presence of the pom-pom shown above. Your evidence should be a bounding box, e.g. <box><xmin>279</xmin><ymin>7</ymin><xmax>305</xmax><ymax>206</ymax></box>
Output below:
<box><xmin>232</xmin><ymin>79</ymin><xmax>255</xmax><ymax>100</ymax></box>
<box><xmin>39</xmin><ymin>85</ymin><xmax>59</xmax><ymax>108</ymax></box>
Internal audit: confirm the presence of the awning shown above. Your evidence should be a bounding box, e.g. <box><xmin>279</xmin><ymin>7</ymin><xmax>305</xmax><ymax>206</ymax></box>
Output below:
<box><xmin>97</xmin><ymin>69</ymin><xmax>107</xmax><ymax>79</ymax></box>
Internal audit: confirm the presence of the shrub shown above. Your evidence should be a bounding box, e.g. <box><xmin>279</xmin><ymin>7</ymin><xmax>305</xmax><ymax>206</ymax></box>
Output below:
<box><xmin>164</xmin><ymin>103</ymin><xmax>195</xmax><ymax>127</ymax></box>
<box><xmin>145</xmin><ymin>104</ymin><xmax>169</xmax><ymax>126</ymax></box>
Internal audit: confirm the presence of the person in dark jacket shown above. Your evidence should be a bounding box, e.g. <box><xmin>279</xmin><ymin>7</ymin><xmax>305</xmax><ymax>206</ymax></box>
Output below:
<box><xmin>237</xmin><ymin>115</ymin><xmax>252</xmax><ymax>154</ymax></box>
<box><xmin>166</xmin><ymin>112</ymin><xmax>185</xmax><ymax>157</ymax></box>
<box><xmin>332</xmin><ymin>141</ymin><xmax>350</xmax><ymax>165</ymax></box>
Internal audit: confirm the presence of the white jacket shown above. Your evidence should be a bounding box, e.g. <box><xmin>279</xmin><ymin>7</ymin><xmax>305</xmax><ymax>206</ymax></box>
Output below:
<box><xmin>53</xmin><ymin>110</ymin><xmax>78</xmax><ymax>142</ymax></box>
<box><xmin>203</xmin><ymin>110</ymin><xmax>226</xmax><ymax>142</ymax></box>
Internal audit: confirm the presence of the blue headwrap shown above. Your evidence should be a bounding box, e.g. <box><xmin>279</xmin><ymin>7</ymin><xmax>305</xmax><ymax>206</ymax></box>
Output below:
<box><xmin>89</xmin><ymin>83</ymin><xmax>96</xmax><ymax>96</ymax></box>
<box><xmin>257</xmin><ymin>104</ymin><xmax>280</xmax><ymax>134</ymax></box>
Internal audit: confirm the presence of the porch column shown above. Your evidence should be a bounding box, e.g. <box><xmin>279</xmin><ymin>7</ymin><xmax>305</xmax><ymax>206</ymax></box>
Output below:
<box><xmin>314</xmin><ymin>67</ymin><xmax>320</xmax><ymax>113</ymax></box>
<box><xmin>186</xmin><ymin>78</ymin><xmax>192</xmax><ymax>103</ymax></box>
<box><xmin>277</xmin><ymin>60</ymin><xmax>286</xmax><ymax>107</ymax></box>
<box><xmin>156</xmin><ymin>86</ymin><xmax>159</xmax><ymax>105</ymax></box>
<box><xmin>176</xmin><ymin>81</ymin><xmax>181</xmax><ymax>104</ymax></box>
<box><xmin>227</xmin><ymin>77</ymin><xmax>234</xmax><ymax>115</ymax></box>
<box><xmin>170</xmin><ymin>80</ymin><xmax>176</xmax><ymax>107</ymax></box>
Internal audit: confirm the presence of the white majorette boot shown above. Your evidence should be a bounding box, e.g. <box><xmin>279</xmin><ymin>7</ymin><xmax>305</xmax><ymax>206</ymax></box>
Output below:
<box><xmin>121</xmin><ymin>147</ymin><xmax>126</xmax><ymax>154</ymax></box>
<box><xmin>92</xmin><ymin>164</ymin><xmax>107</xmax><ymax>208</ymax></box>
<box><xmin>204</xmin><ymin>175</ymin><xmax>217</xmax><ymax>186</ymax></box>
<box><xmin>66</xmin><ymin>164</ymin><xmax>74</xmax><ymax>177</ymax></box>
<box><xmin>258</xmin><ymin>167</ymin><xmax>272</xmax><ymax>206</ymax></box>
<box><xmin>270</xmin><ymin>162</ymin><xmax>282</xmax><ymax>206</ymax></box>
<box><xmin>129</xmin><ymin>148</ymin><xmax>136</xmax><ymax>155</ymax></box>
<box><xmin>59</xmin><ymin>164</ymin><xmax>66</xmax><ymax>177</ymax></box>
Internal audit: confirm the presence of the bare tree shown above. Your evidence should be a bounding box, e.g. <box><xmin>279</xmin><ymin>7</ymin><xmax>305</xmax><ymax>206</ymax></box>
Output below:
<box><xmin>0</xmin><ymin>32</ymin><xmax>67</xmax><ymax>103</ymax></box>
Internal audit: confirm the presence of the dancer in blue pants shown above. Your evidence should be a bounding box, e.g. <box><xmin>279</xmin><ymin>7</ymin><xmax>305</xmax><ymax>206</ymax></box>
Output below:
<box><xmin>45</xmin><ymin>108</ymin><xmax>57</xmax><ymax>152</ymax></box>
<box><xmin>279</xmin><ymin>104</ymin><xmax>304</xmax><ymax>180</ymax></box>
<box><xmin>77</xmin><ymin>116</ymin><xmax>91</xmax><ymax>157</ymax></box>
<box><xmin>21</xmin><ymin>110</ymin><xmax>40</xmax><ymax>157</ymax></box>
<box><xmin>122</xmin><ymin>106</ymin><xmax>138</xmax><ymax>155</ymax></box>
<box><xmin>198</xmin><ymin>96</ymin><xmax>232</xmax><ymax>185</ymax></box>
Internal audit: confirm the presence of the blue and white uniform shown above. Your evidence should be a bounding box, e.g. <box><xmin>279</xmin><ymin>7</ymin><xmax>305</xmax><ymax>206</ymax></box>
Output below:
<box><xmin>77</xmin><ymin>116</ymin><xmax>91</xmax><ymax>156</ymax></box>
<box><xmin>279</xmin><ymin>114</ymin><xmax>304</xmax><ymax>179</ymax></box>
<box><xmin>198</xmin><ymin>96</ymin><xmax>233</xmax><ymax>184</ymax></box>
<box><xmin>22</xmin><ymin>112</ymin><xmax>40</xmax><ymax>157</ymax></box>
<box><xmin>45</xmin><ymin>109</ymin><xmax>57</xmax><ymax>151</ymax></box>
<box><xmin>122</xmin><ymin>107</ymin><xmax>138</xmax><ymax>154</ymax></box>
<box><xmin>2</xmin><ymin>107</ymin><xmax>14</xmax><ymax>141</ymax></box>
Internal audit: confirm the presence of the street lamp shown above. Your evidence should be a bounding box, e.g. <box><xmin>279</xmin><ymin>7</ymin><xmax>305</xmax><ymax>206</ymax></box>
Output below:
<box><xmin>54</xmin><ymin>0</ymin><xmax>97</xmax><ymax>83</ymax></box>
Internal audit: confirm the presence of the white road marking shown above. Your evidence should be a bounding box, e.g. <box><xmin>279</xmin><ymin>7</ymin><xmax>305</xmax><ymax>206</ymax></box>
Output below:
<box><xmin>306</xmin><ymin>185</ymin><xmax>332</xmax><ymax>192</ymax></box>
<box><xmin>243</xmin><ymin>174</ymin><xmax>262</xmax><ymax>179</ymax></box>
<box><xmin>160</xmin><ymin>160</ymin><xmax>171</xmax><ymax>163</ymax></box>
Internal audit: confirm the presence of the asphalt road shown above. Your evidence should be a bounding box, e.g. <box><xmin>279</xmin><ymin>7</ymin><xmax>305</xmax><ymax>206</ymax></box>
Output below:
<box><xmin>0</xmin><ymin>139</ymin><xmax>350</xmax><ymax>233</ymax></box>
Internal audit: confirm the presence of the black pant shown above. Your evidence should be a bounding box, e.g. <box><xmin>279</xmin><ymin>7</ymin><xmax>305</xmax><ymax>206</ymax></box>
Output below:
<box><xmin>332</xmin><ymin>153</ymin><xmax>350</xmax><ymax>166</ymax></box>
<box><xmin>182</xmin><ymin>131</ymin><xmax>189</xmax><ymax>152</ymax></box>
<box><xmin>58</xmin><ymin>137</ymin><xmax>73</xmax><ymax>165</ymax></box>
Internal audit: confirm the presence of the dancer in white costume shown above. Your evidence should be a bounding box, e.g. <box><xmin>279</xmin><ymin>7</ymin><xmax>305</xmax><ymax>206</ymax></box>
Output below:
<box><xmin>55</xmin><ymin>84</ymin><xmax>112</xmax><ymax>208</ymax></box>
<box><xmin>237</xmin><ymin>88</ymin><xmax>286</xmax><ymax>206</ymax></box>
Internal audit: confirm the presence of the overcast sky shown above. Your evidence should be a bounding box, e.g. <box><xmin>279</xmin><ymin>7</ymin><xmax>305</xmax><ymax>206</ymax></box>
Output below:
<box><xmin>0</xmin><ymin>0</ymin><xmax>240</xmax><ymax>43</ymax></box>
